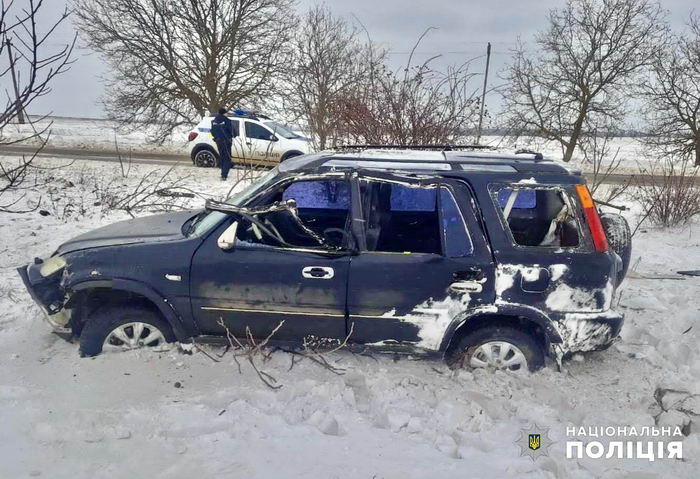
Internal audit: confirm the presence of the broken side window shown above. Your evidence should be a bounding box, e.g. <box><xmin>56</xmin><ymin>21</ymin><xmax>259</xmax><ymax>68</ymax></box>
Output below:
<box><xmin>363</xmin><ymin>181</ymin><xmax>441</xmax><ymax>254</ymax></box>
<box><xmin>440</xmin><ymin>187</ymin><xmax>473</xmax><ymax>257</ymax></box>
<box><xmin>492</xmin><ymin>186</ymin><xmax>580</xmax><ymax>248</ymax></box>
<box><xmin>238</xmin><ymin>179</ymin><xmax>351</xmax><ymax>249</ymax></box>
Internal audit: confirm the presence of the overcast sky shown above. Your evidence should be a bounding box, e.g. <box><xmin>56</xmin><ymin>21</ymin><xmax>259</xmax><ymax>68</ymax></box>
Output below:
<box><xmin>15</xmin><ymin>0</ymin><xmax>700</xmax><ymax>119</ymax></box>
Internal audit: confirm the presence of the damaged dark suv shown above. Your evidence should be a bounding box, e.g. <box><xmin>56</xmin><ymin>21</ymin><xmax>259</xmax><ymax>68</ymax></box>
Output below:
<box><xmin>18</xmin><ymin>148</ymin><xmax>630</xmax><ymax>371</ymax></box>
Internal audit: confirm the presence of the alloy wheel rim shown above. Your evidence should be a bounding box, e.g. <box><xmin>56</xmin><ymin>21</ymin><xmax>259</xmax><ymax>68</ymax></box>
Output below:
<box><xmin>103</xmin><ymin>322</ymin><xmax>168</xmax><ymax>352</ymax></box>
<box><xmin>469</xmin><ymin>341</ymin><xmax>528</xmax><ymax>371</ymax></box>
<box><xmin>196</xmin><ymin>150</ymin><xmax>216</xmax><ymax>167</ymax></box>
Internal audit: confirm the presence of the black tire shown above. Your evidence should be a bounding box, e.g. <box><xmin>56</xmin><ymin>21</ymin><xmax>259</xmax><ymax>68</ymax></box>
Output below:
<box><xmin>600</xmin><ymin>212</ymin><xmax>632</xmax><ymax>284</ymax></box>
<box><xmin>446</xmin><ymin>325</ymin><xmax>545</xmax><ymax>372</ymax></box>
<box><xmin>193</xmin><ymin>147</ymin><xmax>219</xmax><ymax>168</ymax></box>
<box><xmin>79</xmin><ymin>305</ymin><xmax>175</xmax><ymax>357</ymax></box>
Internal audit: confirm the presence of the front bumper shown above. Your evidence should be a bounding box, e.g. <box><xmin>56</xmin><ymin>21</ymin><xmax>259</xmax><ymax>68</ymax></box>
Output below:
<box><xmin>553</xmin><ymin>310</ymin><xmax>624</xmax><ymax>355</ymax></box>
<box><xmin>17</xmin><ymin>264</ymin><xmax>71</xmax><ymax>334</ymax></box>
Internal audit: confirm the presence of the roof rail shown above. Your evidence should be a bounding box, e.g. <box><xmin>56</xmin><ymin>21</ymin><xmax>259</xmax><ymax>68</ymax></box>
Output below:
<box><xmin>514</xmin><ymin>148</ymin><xmax>544</xmax><ymax>160</ymax></box>
<box><xmin>333</xmin><ymin>144</ymin><xmax>496</xmax><ymax>151</ymax></box>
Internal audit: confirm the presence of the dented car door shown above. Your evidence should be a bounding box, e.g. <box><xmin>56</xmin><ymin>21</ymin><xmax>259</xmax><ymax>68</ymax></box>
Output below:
<box><xmin>479</xmin><ymin>181</ymin><xmax>620</xmax><ymax>351</ymax></box>
<box><xmin>346</xmin><ymin>174</ymin><xmax>496</xmax><ymax>351</ymax></box>
<box><xmin>189</xmin><ymin>178</ymin><xmax>354</xmax><ymax>342</ymax></box>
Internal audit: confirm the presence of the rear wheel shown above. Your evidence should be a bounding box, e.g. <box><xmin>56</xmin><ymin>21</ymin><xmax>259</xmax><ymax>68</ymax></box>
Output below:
<box><xmin>600</xmin><ymin>212</ymin><xmax>632</xmax><ymax>283</ymax></box>
<box><xmin>446</xmin><ymin>325</ymin><xmax>544</xmax><ymax>372</ymax></box>
<box><xmin>79</xmin><ymin>306</ymin><xmax>175</xmax><ymax>357</ymax></box>
<box><xmin>193</xmin><ymin>147</ymin><xmax>219</xmax><ymax>168</ymax></box>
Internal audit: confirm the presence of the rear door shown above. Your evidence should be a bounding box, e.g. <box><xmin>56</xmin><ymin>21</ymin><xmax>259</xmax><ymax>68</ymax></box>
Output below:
<box><xmin>346</xmin><ymin>173</ymin><xmax>495</xmax><ymax>351</ymax></box>
<box><xmin>482</xmin><ymin>182</ymin><xmax>617</xmax><ymax>314</ymax></box>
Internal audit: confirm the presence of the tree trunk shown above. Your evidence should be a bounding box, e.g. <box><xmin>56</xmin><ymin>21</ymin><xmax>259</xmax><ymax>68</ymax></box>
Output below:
<box><xmin>695</xmin><ymin>133</ymin><xmax>700</xmax><ymax>167</ymax></box>
<box><xmin>562</xmin><ymin>106</ymin><xmax>588</xmax><ymax>162</ymax></box>
<box><xmin>563</xmin><ymin>139</ymin><xmax>577</xmax><ymax>163</ymax></box>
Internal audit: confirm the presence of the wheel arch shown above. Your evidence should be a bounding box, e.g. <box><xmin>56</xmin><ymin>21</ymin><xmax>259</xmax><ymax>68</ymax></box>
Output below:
<box><xmin>191</xmin><ymin>143</ymin><xmax>219</xmax><ymax>164</ymax></box>
<box><xmin>66</xmin><ymin>279</ymin><xmax>192</xmax><ymax>341</ymax></box>
<box><xmin>440</xmin><ymin>305</ymin><xmax>562</xmax><ymax>356</ymax></box>
<box><xmin>281</xmin><ymin>150</ymin><xmax>303</xmax><ymax>161</ymax></box>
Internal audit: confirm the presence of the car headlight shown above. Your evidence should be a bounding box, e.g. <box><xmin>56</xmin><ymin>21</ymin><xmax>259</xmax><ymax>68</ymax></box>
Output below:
<box><xmin>39</xmin><ymin>256</ymin><xmax>67</xmax><ymax>277</ymax></box>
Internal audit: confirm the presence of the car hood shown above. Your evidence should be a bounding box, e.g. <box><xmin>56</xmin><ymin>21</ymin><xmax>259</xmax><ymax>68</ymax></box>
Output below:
<box><xmin>56</xmin><ymin>210</ymin><xmax>198</xmax><ymax>255</ymax></box>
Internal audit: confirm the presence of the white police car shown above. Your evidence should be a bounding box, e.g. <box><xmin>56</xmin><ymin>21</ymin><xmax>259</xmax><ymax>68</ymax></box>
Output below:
<box><xmin>187</xmin><ymin>110</ymin><xmax>313</xmax><ymax>167</ymax></box>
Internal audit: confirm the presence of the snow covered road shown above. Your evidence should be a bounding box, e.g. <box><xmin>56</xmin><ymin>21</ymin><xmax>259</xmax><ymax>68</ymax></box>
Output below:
<box><xmin>0</xmin><ymin>159</ymin><xmax>698</xmax><ymax>478</ymax></box>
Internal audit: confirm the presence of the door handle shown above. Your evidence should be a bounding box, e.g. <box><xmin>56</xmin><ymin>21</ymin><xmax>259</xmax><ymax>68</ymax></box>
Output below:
<box><xmin>453</xmin><ymin>268</ymin><xmax>484</xmax><ymax>281</ymax></box>
<box><xmin>449</xmin><ymin>281</ymin><xmax>483</xmax><ymax>293</ymax></box>
<box><xmin>302</xmin><ymin>266</ymin><xmax>335</xmax><ymax>279</ymax></box>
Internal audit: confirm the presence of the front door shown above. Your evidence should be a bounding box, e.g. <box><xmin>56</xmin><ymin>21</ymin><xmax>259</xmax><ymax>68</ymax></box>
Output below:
<box><xmin>346</xmin><ymin>174</ymin><xmax>496</xmax><ymax>351</ymax></box>
<box><xmin>239</xmin><ymin>120</ymin><xmax>281</xmax><ymax>163</ymax></box>
<box><xmin>190</xmin><ymin>177</ymin><xmax>353</xmax><ymax>342</ymax></box>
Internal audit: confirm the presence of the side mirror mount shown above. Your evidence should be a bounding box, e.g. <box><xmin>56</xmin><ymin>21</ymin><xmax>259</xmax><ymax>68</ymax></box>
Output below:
<box><xmin>217</xmin><ymin>221</ymin><xmax>239</xmax><ymax>251</ymax></box>
<box><xmin>269</xmin><ymin>134</ymin><xmax>278</xmax><ymax>142</ymax></box>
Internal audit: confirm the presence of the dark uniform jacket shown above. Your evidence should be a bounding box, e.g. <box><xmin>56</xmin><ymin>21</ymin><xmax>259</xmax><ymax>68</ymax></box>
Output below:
<box><xmin>211</xmin><ymin>114</ymin><xmax>234</xmax><ymax>145</ymax></box>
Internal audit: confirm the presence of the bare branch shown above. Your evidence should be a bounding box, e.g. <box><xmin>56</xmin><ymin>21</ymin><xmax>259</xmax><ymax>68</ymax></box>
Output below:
<box><xmin>502</xmin><ymin>0</ymin><xmax>667</xmax><ymax>161</ymax></box>
<box><xmin>72</xmin><ymin>0</ymin><xmax>296</xmax><ymax>143</ymax></box>
<box><xmin>0</xmin><ymin>0</ymin><xmax>74</xmax><ymax>213</ymax></box>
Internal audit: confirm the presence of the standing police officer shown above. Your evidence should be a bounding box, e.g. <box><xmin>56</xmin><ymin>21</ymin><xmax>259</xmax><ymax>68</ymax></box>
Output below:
<box><xmin>210</xmin><ymin>108</ymin><xmax>234</xmax><ymax>181</ymax></box>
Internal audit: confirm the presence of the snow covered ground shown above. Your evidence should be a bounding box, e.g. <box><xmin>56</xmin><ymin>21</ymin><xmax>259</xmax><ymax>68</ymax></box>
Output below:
<box><xmin>0</xmin><ymin>157</ymin><xmax>699</xmax><ymax>478</ymax></box>
<box><xmin>1</xmin><ymin>116</ymin><xmax>191</xmax><ymax>155</ymax></box>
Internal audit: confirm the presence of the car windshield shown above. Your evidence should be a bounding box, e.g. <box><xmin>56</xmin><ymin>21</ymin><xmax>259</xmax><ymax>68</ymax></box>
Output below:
<box><xmin>187</xmin><ymin>168</ymin><xmax>281</xmax><ymax>237</ymax></box>
<box><xmin>264</xmin><ymin>121</ymin><xmax>299</xmax><ymax>139</ymax></box>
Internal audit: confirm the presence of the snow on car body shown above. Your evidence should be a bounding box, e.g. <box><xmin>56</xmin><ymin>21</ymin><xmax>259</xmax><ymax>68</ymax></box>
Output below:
<box><xmin>18</xmin><ymin>147</ymin><xmax>629</xmax><ymax>371</ymax></box>
<box><xmin>187</xmin><ymin>111</ymin><xmax>312</xmax><ymax>167</ymax></box>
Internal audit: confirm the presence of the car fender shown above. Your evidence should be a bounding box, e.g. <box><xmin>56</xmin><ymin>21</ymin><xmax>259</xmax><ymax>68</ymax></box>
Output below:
<box><xmin>70</xmin><ymin>278</ymin><xmax>192</xmax><ymax>341</ymax></box>
<box><xmin>439</xmin><ymin>303</ymin><xmax>563</xmax><ymax>352</ymax></box>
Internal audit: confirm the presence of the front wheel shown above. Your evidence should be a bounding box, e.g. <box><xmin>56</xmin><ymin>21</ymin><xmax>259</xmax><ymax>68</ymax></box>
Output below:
<box><xmin>446</xmin><ymin>325</ymin><xmax>544</xmax><ymax>372</ymax></box>
<box><xmin>79</xmin><ymin>306</ymin><xmax>175</xmax><ymax>357</ymax></box>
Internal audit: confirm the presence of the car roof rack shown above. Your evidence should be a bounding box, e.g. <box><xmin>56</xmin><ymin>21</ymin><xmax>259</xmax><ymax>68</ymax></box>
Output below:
<box><xmin>333</xmin><ymin>144</ymin><xmax>496</xmax><ymax>151</ymax></box>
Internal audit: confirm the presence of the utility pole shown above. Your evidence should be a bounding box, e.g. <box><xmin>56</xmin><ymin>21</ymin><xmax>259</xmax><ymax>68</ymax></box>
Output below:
<box><xmin>476</xmin><ymin>42</ymin><xmax>491</xmax><ymax>144</ymax></box>
<box><xmin>6</xmin><ymin>39</ymin><xmax>26</xmax><ymax>124</ymax></box>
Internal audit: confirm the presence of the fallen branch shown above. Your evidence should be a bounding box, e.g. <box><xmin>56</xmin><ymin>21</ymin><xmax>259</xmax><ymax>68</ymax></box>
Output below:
<box><xmin>216</xmin><ymin>318</ymin><xmax>285</xmax><ymax>389</ymax></box>
<box><xmin>214</xmin><ymin>318</ymin><xmax>356</xmax><ymax>385</ymax></box>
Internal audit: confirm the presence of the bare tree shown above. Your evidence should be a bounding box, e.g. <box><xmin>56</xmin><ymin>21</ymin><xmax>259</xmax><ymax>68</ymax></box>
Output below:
<box><xmin>281</xmin><ymin>5</ymin><xmax>383</xmax><ymax>150</ymax></box>
<box><xmin>636</xmin><ymin>157</ymin><xmax>700</xmax><ymax>227</ymax></box>
<box><xmin>503</xmin><ymin>0</ymin><xmax>667</xmax><ymax>162</ymax></box>
<box><xmin>640</xmin><ymin>15</ymin><xmax>700</xmax><ymax>166</ymax></box>
<box><xmin>72</xmin><ymin>0</ymin><xmax>296</xmax><ymax>142</ymax></box>
<box><xmin>579</xmin><ymin>119</ymin><xmax>631</xmax><ymax>203</ymax></box>
<box><xmin>336</xmin><ymin>29</ymin><xmax>480</xmax><ymax>146</ymax></box>
<box><xmin>0</xmin><ymin>0</ymin><xmax>74</xmax><ymax>213</ymax></box>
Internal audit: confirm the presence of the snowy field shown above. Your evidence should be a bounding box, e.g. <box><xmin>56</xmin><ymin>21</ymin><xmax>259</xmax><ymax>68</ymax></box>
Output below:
<box><xmin>0</xmin><ymin>157</ymin><xmax>699</xmax><ymax>478</ymax></box>
<box><xmin>0</xmin><ymin>116</ymin><xmax>655</xmax><ymax>174</ymax></box>
<box><xmin>0</xmin><ymin>116</ymin><xmax>191</xmax><ymax>155</ymax></box>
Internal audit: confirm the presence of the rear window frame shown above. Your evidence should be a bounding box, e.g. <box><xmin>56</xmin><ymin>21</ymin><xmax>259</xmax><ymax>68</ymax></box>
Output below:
<box><xmin>488</xmin><ymin>182</ymin><xmax>588</xmax><ymax>253</ymax></box>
